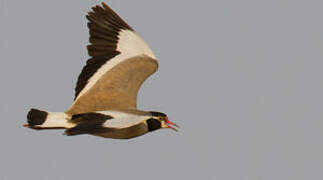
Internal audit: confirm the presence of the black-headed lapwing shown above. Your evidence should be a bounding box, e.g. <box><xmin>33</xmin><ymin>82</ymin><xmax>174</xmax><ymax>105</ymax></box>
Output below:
<box><xmin>24</xmin><ymin>2</ymin><xmax>179</xmax><ymax>139</ymax></box>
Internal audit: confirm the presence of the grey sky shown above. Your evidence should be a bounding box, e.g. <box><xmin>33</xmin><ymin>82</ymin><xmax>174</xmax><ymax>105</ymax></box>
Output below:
<box><xmin>1</xmin><ymin>0</ymin><xmax>323</xmax><ymax>179</ymax></box>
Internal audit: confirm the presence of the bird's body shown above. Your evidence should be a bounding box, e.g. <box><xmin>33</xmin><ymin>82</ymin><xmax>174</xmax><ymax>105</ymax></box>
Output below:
<box><xmin>24</xmin><ymin>2</ymin><xmax>179</xmax><ymax>139</ymax></box>
<box><xmin>70</xmin><ymin>110</ymin><xmax>153</xmax><ymax>139</ymax></box>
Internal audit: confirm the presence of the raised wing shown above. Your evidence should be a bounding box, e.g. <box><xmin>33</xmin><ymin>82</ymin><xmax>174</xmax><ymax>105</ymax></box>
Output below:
<box><xmin>66</xmin><ymin>3</ymin><xmax>158</xmax><ymax>115</ymax></box>
<box><xmin>67</xmin><ymin>55</ymin><xmax>158</xmax><ymax>115</ymax></box>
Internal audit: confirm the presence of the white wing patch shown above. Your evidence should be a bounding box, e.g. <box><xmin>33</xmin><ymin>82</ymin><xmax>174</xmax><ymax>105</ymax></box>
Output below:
<box><xmin>75</xmin><ymin>30</ymin><xmax>156</xmax><ymax>101</ymax></box>
<box><xmin>117</xmin><ymin>30</ymin><xmax>155</xmax><ymax>59</ymax></box>
<box><xmin>102</xmin><ymin>116</ymin><xmax>148</xmax><ymax>129</ymax></box>
<box><xmin>99</xmin><ymin>110</ymin><xmax>149</xmax><ymax>129</ymax></box>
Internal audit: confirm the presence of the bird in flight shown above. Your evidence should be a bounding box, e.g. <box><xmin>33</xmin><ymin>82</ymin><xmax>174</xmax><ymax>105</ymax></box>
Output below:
<box><xmin>24</xmin><ymin>2</ymin><xmax>179</xmax><ymax>139</ymax></box>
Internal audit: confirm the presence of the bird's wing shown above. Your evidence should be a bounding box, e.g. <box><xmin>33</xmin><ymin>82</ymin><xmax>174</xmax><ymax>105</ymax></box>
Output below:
<box><xmin>66</xmin><ymin>3</ymin><xmax>158</xmax><ymax>115</ymax></box>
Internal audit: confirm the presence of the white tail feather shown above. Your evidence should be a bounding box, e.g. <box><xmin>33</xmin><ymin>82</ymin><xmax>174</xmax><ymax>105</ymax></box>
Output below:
<box><xmin>26</xmin><ymin>109</ymin><xmax>74</xmax><ymax>129</ymax></box>
<box><xmin>40</xmin><ymin>112</ymin><xmax>74</xmax><ymax>128</ymax></box>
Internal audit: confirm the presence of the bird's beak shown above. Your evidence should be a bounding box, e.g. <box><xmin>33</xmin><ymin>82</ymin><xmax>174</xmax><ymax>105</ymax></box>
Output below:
<box><xmin>166</xmin><ymin>117</ymin><xmax>180</xmax><ymax>132</ymax></box>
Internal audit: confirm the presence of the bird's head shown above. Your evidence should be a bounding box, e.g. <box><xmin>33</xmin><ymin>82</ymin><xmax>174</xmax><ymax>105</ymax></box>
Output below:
<box><xmin>147</xmin><ymin>111</ymin><xmax>179</xmax><ymax>132</ymax></box>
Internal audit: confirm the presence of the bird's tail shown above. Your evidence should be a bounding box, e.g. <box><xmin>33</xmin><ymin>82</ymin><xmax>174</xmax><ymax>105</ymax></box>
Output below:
<box><xmin>24</xmin><ymin>109</ymin><xmax>73</xmax><ymax>130</ymax></box>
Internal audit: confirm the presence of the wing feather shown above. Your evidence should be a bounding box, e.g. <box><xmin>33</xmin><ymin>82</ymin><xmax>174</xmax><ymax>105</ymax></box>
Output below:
<box><xmin>69</xmin><ymin>3</ymin><xmax>158</xmax><ymax>114</ymax></box>
<box><xmin>74</xmin><ymin>3</ymin><xmax>133</xmax><ymax>100</ymax></box>
<box><xmin>67</xmin><ymin>55</ymin><xmax>158</xmax><ymax>115</ymax></box>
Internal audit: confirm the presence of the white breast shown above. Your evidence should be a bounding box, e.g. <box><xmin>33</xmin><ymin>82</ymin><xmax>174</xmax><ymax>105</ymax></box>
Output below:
<box><xmin>99</xmin><ymin>110</ymin><xmax>149</xmax><ymax>129</ymax></box>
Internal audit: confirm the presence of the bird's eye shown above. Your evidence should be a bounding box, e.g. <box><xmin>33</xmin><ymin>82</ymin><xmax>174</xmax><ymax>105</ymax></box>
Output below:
<box><xmin>157</xmin><ymin>116</ymin><xmax>163</xmax><ymax>121</ymax></box>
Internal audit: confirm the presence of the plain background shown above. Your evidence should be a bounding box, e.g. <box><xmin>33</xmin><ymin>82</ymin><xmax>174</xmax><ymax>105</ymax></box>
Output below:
<box><xmin>1</xmin><ymin>0</ymin><xmax>323</xmax><ymax>179</ymax></box>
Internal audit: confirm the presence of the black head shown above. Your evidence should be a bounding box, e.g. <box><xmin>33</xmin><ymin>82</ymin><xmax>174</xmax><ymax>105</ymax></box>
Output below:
<box><xmin>146</xmin><ymin>118</ymin><xmax>161</xmax><ymax>132</ymax></box>
<box><xmin>147</xmin><ymin>111</ymin><xmax>179</xmax><ymax>132</ymax></box>
<box><xmin>149</xmin><ymin>111</ymin><xmax>167</xmax><ymax>118</ymax></box>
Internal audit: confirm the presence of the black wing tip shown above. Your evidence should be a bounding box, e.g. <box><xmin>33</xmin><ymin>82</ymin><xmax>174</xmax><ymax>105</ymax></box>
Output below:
<box><xmin>74</xmin><ymin>2</ymin><xmax>133</xmax><ymax>100</ymax></box>
<box><xmin>65</xmin><ymin>112</ymin><xmax>112</xmax><ymax>136</ymax></box>
<box><xmin>87</xmin><ymin>2</ymin><xmax>133</xmax><ymax>31</ymax></box>
<box><xmin>101</xmin><ymin>2</ymin><xmax>109</xmax><ymax>8</ymax></box>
